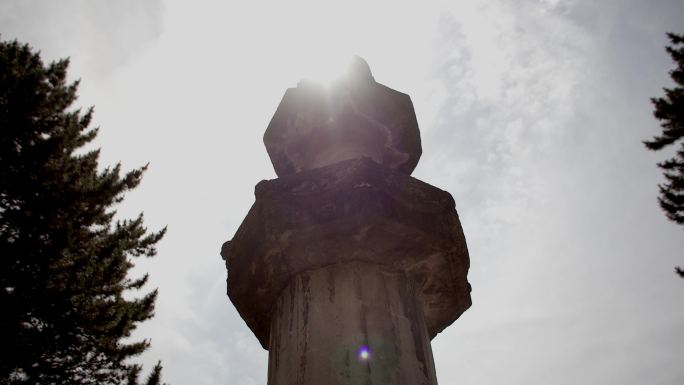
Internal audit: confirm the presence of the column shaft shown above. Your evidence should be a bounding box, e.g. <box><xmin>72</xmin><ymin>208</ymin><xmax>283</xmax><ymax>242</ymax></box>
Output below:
<box><xmin>267</xmin><ymin>261</ymin><xmax>438</xmax><ymax>385</ymax></box>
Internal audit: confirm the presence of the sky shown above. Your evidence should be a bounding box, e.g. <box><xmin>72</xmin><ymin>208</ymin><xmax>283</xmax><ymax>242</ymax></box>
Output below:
<box><xmin>1</xmin><ymin>0</ymin><xmax>683</xmax><ymax>384</ymax></box>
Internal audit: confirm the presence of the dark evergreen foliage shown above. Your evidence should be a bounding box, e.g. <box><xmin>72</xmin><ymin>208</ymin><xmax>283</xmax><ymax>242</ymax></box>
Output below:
<box><xmin>0</xmin><ymin>39</ymin><xmax>167</xmax><ymax>384</ymax></box>
<box><xmin>644</xmin><ymin>33</ymin><xmax>684</xmax><ymax>278</ymax></box>
<box><xmin>645</xmin><ymin>33</ymin><xmax>684</xmax><ymax>223</ymax></box>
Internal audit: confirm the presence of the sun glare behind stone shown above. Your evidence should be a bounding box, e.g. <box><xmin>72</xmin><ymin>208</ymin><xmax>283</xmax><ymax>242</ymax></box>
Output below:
<box><xmin>300</xmin><ymin>52</ymin><xmax>352</xmax><ymax>87</ymax></box>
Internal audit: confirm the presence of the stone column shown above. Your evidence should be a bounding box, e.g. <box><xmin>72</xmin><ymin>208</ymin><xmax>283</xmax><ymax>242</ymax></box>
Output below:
<box><xmin>222</xmin><ymin>57</ymin><xmax>471</xmax><ymax>385</ymax></box>
<box><xmin>268</xmin><ymin>262</ymin><xmax>437</xmax><ymax>385</ymax></box>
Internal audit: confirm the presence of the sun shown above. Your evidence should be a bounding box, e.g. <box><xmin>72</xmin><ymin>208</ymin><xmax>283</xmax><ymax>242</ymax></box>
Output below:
<box><xmin>296</xmin><ymin>50</ymin><xmax>357</xmax><ymax>87</ymax></box>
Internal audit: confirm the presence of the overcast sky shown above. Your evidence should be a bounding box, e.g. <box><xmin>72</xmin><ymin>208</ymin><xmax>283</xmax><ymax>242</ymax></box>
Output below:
<box><xmin>2</xmin><ymin>0</ymin><xmax>683</xmax><ymax>384</ymax></box>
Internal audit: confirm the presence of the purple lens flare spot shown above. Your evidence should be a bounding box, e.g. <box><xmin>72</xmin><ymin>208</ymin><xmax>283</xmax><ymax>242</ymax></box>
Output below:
<box><xmin>357</xmin><ymin>345</ymin><xmax>371</xmax><ymax>361</ymax></box>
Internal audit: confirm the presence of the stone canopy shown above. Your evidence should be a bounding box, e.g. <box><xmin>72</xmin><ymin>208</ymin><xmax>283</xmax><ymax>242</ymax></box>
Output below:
<box><xmin>222</xmin><ymin>158</ymin><xmax>471</xmax><ymax>349</ymax></box>
<box><xmin>263</xmin><ymin>57</ymin><xmax>422</xmax><ymax>177</ymax></box>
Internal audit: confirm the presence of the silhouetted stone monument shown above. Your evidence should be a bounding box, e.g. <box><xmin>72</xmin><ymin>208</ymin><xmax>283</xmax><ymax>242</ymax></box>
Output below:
<box><xmin>222</xmin><ymin>56</ymin><xmax>471</xmax><ymax>385</ymax></box>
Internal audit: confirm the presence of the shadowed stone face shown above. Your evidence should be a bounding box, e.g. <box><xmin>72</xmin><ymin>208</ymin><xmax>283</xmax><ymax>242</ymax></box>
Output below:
<box><xmin>222</xmin><ymin>158</ymin><xmax>471</xmax><ymax>349</ymax></box>
<box><xmin>263</xmin><ymin>58</ymin><xmax>422</xmax><ymax>177</ymax></box>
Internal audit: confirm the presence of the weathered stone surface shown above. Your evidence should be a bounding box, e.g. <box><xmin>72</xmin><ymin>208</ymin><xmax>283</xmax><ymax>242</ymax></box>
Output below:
<box><xmin>263</xmin><ymin>58</ymin><xmax>422</xmax><ymax>177</ymax></box>
<box><xmin>268</xmin><ymin>262</ymin><xmax>437</xmax><ymax>385</ymax></box>
<box><xmin>222</xmin><ymin>158</ymin><xmax>470</xmax><ymax>349</ymax></box>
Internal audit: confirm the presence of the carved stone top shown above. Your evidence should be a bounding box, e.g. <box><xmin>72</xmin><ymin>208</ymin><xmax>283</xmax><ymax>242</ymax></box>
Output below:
<box><xmin>346</xmin><ymin>55</ymin><xmax>374</xmax><ymax>82</ymax></box>
<box><xmin>222</xmin><ymin>158</ymin><xmax>471</xmax><ymax>349</ymax></box>
<box><xmin>263</xmin><ymin>57</ymin><xmax>422</xmax><ymax>177</ymax></box>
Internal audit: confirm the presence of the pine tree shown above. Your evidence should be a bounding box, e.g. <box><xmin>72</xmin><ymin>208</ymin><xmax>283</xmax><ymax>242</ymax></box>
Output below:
<box><xmin>644</xmin><ymin>33</ymin><xmax>684</xmax><ymax>278</ymax></box>
<box><xmin>0</xmin><ymin>39</ymin><xmax>168</xmax><ymax>383</ymax></box>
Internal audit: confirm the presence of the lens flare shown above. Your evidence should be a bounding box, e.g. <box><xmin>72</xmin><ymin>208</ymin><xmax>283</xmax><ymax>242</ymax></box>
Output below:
<box><xmin>357</xmin><ymin>345</ymin><xmax>371</xmax><ymax>361</ymax></box>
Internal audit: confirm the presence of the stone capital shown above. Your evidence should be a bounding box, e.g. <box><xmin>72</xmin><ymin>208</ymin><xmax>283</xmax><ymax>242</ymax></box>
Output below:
<box><xmin>223</xmin><ymin>158</ymin><xmax>470</xmax><ymax>349</ymax></box>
